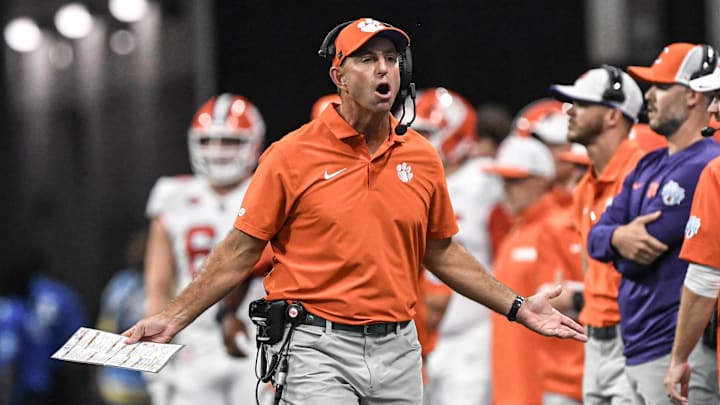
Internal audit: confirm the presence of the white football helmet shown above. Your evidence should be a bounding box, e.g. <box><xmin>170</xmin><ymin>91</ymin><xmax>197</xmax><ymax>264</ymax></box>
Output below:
<box><xmin>188</xmin><ymin>93</ymin><xmax>266</xmax><ymax>186</ymax></box>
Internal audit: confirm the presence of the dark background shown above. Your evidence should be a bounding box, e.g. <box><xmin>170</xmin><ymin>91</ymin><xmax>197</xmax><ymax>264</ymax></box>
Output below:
<box><xmin>0</xmin><ymin>0</ymin><xmax>710</xmax><ymax>322</ymax></box>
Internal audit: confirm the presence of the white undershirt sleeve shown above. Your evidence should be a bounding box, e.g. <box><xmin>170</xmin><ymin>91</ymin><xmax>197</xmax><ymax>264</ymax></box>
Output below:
<box><xmin>685</xmin><ymin>262</ymin><xmax>720</xmax><ymax>298</ymax></box>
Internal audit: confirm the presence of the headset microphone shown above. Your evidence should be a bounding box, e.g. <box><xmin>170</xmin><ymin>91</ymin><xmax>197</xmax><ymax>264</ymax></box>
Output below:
<box><xmin>395</xmin><ymin>83</ymin><xmax>417</xmax><ymax>135</ymax></box>
<box><xmin>701</xmin><ymin>126</ymin><xmax>719</xmax><ymax>137</ymax></box>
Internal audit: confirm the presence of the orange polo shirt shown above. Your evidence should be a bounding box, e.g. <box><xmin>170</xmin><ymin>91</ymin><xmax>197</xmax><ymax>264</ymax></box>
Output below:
<box><xmin>573</xmin><ymin>138</ymin><xmax>645</xmax><ymax>327</ymax></box>
<box><xmin>631</xmin><ymin>123</ymin><xmax>667</xmax><ymax>153</ymax></box>
<box><xmin>234</xmin><ymin>104</ymin><xmax>458</xmax><ymax>325</ymax></box>
<box><xmin>491</xmin><ymin>194</ymin><xmax>558</xmax><ymax>405</ymax></box>
<box><xmin>488</xmin><ymin>203</ymin><xmax>513</xmax><ymax>259</ymax></box>
<box><xmin>679</xmin><ymin>156</ymin><xmax>720</xmax><ymax>377</ymax></box>
<box><xmin>535</xmin><ymin>205</ymin><xmax>584</xmax><ymax>401</ymax></box>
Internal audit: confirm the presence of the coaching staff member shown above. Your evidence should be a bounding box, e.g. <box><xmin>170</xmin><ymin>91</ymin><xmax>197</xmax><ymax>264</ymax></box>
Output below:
<box><xmin>124</xmin><ymin>17</ymin><xmax>586</xmax><ymax>404</ymax></box>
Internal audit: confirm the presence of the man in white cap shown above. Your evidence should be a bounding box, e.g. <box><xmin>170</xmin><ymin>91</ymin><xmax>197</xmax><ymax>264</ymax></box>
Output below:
<box><xmin>549</xmin><ymin>65</ymin><xmax>645</xmax><ymax>405</ymax></box>
<box><xmin>122</xmin><ymin>17</ymin><xmax>586</xmax><ymax>405</ymax></box>
<box><xmin>665</xmin><ymin>62</ymin><xmax>720</xmax><ymax>405</ymax></box>
<box><xmin>487</xmin><ymin>136</ymin><xmax>582</xmax><ymax>405</ymax></box>
<box><xmin>587</xmin><ymin>43</ymin><xmax>720</xmax><ymax>404</ymax></box>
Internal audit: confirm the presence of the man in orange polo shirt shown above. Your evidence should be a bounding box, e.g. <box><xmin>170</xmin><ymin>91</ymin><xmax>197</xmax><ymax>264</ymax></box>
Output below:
<box><xmin>534</xmin><ymin>138</ymin><xmax>589</xmax><ymax>405</ymax></box>
<box><xmin>549</xmin><ymin>65</ymin><xmax>645</xmax><ymax>404</ymax></box>
<box><xmin>488</xmin><ymin>135</ymin><xmax>561</xmax><ymax>405</ymax></box>
<box><xmin>665</xmin><ymin>61</ymin><xmax>720</xmax><ymax>405</ymax></box>
<box><xmin>123</xmin><ymin>17</ymin><xmax>586</xmax><ymax>404</ymax></box>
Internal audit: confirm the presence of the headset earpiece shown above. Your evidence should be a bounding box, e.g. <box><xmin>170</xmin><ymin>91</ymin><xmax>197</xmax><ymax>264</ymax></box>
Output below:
<box><xmin>601</xmin><ymin>64</ymin><xmax>626</xmax><ymax>103</ymax></box>
<box><xmin>398</xmin><ymin>47</ymin><xmax>413</xmax><ymax>98</ymax></box>
<box><xmin>317</xmin><ymin>21</ymin><xmax>353</xmax><ymax>61</ymax></box>
<box><xmin>691</xmin><ymin>44</ymin><xmax>717</xmax><ymax>80</ymax></box>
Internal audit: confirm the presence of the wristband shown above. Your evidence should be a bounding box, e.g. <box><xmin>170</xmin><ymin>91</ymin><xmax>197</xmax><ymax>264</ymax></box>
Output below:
<box><xmin>507</xmin><ymin>295</ymin><xmax>525</xmax><ymax>322</ymax></box>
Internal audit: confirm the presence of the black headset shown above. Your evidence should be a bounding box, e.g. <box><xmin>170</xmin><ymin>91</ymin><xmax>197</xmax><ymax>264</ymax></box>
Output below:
<box><xmin>690</xmin><ymin>44</ymin><xmax>718</xmax><ymax>80</ymax></box>
<box><xmin>317</xmin><ymin>20</ymin><xmax>414</xmax><ymax>99</ymax></box>
<box><xmin>601</xmin><ymin>64</ymin><xmax>626</xmax><ymax>102</ymax></box>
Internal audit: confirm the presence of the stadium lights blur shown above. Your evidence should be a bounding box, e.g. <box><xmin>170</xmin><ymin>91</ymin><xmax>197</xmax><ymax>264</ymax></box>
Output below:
<box><xmin>55</xmin><ymin>3</ymin><xmax>94</xmax><ymax>39</ymax></box>
<box><xmin>109</xmin><ymin>29</ymin><xmax>136</xmax><ymax>55</ymax></box>
<box><xmin>4</xmin><ymin>17</ymin><xmax>43</xmax><ymax>52</ymax></box>
<box><xmin>109</xmin><ymin>0</ymin><xmax>149</xmax><ymax>23</ymax></box>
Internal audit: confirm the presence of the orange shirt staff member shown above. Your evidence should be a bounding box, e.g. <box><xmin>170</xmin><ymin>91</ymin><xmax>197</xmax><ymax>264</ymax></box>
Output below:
<box><xmin>123</xmin><ymin>17</ymin><xmax>586</xmax><ymax>405</ymax></box>
<box><xmin>549</xmin><ymin>66</ymin><xmax>647</xmax><ymax>404</ymax></box>
<box><xmin>666</xmin><ymin>64</ymin><xmax>720</xmax><ymax>405</ymax></box>
<box><xmin>487</xmin><ymin>135</ymin><xmax>560</xmax><ymax>405</ymax></box>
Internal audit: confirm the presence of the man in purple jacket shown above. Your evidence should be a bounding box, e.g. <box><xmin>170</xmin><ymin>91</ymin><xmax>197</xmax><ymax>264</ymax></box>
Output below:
<box><xmin>587</xmin><ymin>42</ymin><xmax>720</xmax><ymax>404</ymax></box>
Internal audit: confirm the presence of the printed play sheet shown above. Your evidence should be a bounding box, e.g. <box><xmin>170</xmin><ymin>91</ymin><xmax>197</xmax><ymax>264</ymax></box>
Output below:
<box><xmin>51</xmin><ymin>327</ymin><xmax>183</xmax><ymax>373</ymax></box>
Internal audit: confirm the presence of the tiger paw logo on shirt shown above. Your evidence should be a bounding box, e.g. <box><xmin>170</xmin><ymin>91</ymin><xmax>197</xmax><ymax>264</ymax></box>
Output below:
<box><xmin>685</xmin><ymin>215</ymin><xmax>700</xmax><ymax>239</ymax></box>
<box><xmin>397</xmin><ymin>162</ymin><xmax>413</xmax><ymax>183</ymax></box>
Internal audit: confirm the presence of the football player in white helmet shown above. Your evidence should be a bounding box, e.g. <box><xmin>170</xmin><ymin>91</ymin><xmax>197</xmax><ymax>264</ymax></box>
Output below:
<box><xmin>409</xmin><ymin>88</ymin><xmax>503</xmax><ymax>405</ymax></box>
<box><xmin>143</xmin><ymin>93</ymin><xmax>271</xmax><ymax>405</ymax></box>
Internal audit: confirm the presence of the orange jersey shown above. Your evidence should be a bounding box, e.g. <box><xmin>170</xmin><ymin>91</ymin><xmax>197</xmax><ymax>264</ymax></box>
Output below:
<box><xmin>680</xmin><ymin>156</ymin><xmax>720</xmax><ymax>269</ymax></box>
<box><xmin>535</xmin><ymin>205</ymin><xmax>584</xmax><ymax>401</ymax></box>
<box><xmin>573</xmin><ymin>139</ymin><xmax>645</xmax><ymax>327</ymax></box>
<box><xmin>491</xmin><ymin>195</ymin><xmax>558</xmax><ymax>405</ymax></box>
<box><xmin>234</xmin><ymin>105</ymin><xmax>458</xmax><ymax>325</ymax></box>
<box><xmin>679</xmin><ymin>156</ymin><xmax>720</xmax><ymax>377</ymax></box>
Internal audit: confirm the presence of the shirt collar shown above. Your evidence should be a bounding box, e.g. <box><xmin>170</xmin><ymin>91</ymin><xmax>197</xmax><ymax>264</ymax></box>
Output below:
<box><xmin>595</xmin><ymin>138</ymin><xmax>643</xmax><ymax>183</ymax></box>
<box><xmin>319</xmin><ymin>102</ymin><xmax>407</xmax><ymax>144</ymax></box>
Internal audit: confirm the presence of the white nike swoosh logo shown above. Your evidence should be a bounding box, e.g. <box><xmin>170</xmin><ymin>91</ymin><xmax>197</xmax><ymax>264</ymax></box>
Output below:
<box><xmin>323</xmin><ymin>168</ymin><xmax>347</xmax><ymax>180</ymax></box>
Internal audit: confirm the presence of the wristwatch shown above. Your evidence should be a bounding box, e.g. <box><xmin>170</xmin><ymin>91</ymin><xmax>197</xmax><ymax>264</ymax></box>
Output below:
<box><xmin>507</xmin><ymin>295</ymin><xmax>525</xmax><ymax>322</ymax></box>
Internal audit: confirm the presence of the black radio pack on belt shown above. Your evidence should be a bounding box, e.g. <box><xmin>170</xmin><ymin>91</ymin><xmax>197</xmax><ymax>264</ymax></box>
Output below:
<box><xmin>249</xmin><ymin>299</ymin><xmax>287</xmax><ymax>345</ymax></box>
<box><xmin>249</xmin><ymin>299</ymin><xmax>308</xmax><ymax>405</ymax></box>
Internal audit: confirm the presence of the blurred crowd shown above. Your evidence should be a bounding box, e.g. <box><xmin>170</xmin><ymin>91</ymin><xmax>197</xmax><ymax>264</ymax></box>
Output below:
<box><xmin>3</xmin><ymin>38</ymin><xmax>720</xmax><ymax>405</ymax></box>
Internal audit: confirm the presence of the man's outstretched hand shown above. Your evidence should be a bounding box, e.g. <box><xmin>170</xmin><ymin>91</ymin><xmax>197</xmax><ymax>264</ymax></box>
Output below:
<box><xmin>122</xmin><ymin>312</ymin><xmax>180</xmax><ymax>344</ymax></box>
<box><xmin>517</xmin><ymin>284</ymin><xmax>587</xmax><ymax>342</ymax></box>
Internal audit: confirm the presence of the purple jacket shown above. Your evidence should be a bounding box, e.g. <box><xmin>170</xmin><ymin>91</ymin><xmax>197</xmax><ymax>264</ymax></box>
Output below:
<box><xmin>588</xmin><ymin>137</ymin><xmax>720</xmax><ymax>365</ymax></box>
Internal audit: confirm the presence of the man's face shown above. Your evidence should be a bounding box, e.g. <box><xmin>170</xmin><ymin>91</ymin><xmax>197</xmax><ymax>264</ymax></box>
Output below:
<box><xmin>566</xmin><ymin>101</ymin><xmax>607</xmax><ymax>146</ymax></box>
<box><xmin>502</xmin><ymin>175</ymin><xmax>548</xmax><ymax>214</ymax></box>
<box><xmin>338</xmin><ymin>37</ymin><xmax>401</xmax><ymax>113</ymax></box>
<box><xmin>645</xmin><ymin>83</ymin><xmax>690</xmax><ymax>137</ymax></box>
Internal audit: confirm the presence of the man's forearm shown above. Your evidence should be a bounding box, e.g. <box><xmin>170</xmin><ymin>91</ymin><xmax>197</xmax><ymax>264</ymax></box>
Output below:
<box><xmin>163</xmin><ymin>230</ymin><xmax>264</xmax><ymax>331</ymax></box>
<box><xmin>671</xmin><ymin>287</ymin><xmax>716</xmax><ymax>363</ymax></box>
<box><xmin>424</xmin><ymin>238</ymin><xmax>517</xmax><ymax>317</ymax></box>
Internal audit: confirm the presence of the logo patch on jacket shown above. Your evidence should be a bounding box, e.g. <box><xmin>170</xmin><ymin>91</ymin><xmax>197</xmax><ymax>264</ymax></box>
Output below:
<box><xmin>661</xmin><ymin>180</ymin><xmax>685</xmax><ymax>206</ymax></box>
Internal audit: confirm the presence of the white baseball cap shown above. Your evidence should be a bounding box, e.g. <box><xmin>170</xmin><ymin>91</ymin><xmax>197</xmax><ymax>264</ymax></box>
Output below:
<box><xmin>549</xmin><ymin>67</ymin><xmax>644</xmax><ymax>122</ymax></box>
<box><xmin>486</xmin><ymin>136</ymin><xmax>555</xmax><ymax>180</ymax></box>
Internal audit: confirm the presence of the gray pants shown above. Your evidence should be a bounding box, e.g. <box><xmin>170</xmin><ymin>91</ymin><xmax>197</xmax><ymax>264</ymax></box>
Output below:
<box><xmin>687</xmin><ymin>340</ymin><xmax>719</xmax><ymax>405</ymax></box>
<box><xmin>268</xmin><ymin>320</ymin><xmax>423</xmax><ymax>405</ymax></box>
<box><xmin>583</xmin><ymin>326</ymin><xmax>634</xmax><ymax>405</ymax></box>
<box><xmin>625</xmin><ymin>340</ymin><xmax>719</xmax><ymax>405</ymax></box>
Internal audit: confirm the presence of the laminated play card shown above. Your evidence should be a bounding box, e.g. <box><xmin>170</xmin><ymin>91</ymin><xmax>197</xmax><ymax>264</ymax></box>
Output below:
<box><xmin>51</xmin><ymin>327</ymin><xmax>183</xmax><ymax>373</ymax></box>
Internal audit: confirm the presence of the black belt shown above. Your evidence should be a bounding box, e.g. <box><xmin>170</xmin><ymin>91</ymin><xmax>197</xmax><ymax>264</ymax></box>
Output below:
<box><xmin>587</xmin><ymin>325</ymin><xmax>618</xmax><ymax>340</ymax></box>
<box><xmin>303</xmin><ymin>313</ymin><xmax>410</xmax><ymax>335</ymax></box>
